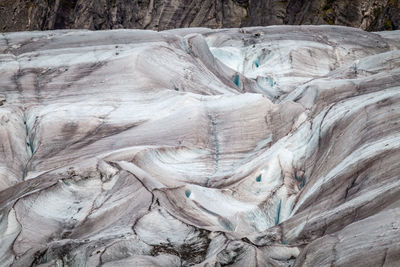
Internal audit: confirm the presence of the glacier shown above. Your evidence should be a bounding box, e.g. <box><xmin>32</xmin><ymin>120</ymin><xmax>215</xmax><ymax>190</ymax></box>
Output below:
<box><xmin>0</xmin><ymin>25</ymin><xmax>399</xmax><ymax>266</ymax></box>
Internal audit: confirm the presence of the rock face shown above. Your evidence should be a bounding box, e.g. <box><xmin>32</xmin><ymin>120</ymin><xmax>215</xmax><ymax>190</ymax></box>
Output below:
<box><xmin>1</xmin><ymin>0</ymin><xmax>399</xmax><ymax>32</ymax></box>
<box><xmin>0</xmin><ymin>25</ymin><xmax>399</xmax><ymax>266</ymax></box>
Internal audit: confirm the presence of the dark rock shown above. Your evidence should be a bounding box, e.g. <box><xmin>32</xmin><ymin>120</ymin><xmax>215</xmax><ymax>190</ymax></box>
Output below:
<box><xmin>0</xmin><ymin>0</ymin><xmax>399</xmax><ymax>32</ymax></box>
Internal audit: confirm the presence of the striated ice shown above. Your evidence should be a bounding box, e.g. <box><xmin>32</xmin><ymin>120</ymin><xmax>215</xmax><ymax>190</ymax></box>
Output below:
<box><xmin>0</xmin><ymin>26</ymin><xmax>399</xmax><ymax>266</ymax></box>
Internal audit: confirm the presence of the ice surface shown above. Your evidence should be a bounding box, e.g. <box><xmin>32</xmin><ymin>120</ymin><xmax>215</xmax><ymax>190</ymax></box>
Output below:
<box><xmin>0</xmin><ymin>26</ymin><xmax>399</xmax><ymax>266</ymax></box>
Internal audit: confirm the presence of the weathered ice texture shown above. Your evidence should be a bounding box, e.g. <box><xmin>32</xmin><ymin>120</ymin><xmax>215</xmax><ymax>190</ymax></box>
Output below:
<box><xmin>0</xmin><ymin>0</ymin><xmax>399</xmax><ymax>32</ymax></box>
<box><xmin>0</xmin><ymin>25</ymin><xmax>399</xmax><ymax>266</ymax></box>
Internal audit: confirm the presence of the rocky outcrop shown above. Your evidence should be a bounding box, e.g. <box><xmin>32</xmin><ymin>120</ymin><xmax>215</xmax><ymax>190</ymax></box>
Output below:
<box><xmin>0</xmin><ymin>25</ymin><xmax>399</xmax><ymax>266</ymax></box>
<box><xmin>0</xmin><ymin>0</ymin><xmax>399</xmax><ymax>32</ymax></box>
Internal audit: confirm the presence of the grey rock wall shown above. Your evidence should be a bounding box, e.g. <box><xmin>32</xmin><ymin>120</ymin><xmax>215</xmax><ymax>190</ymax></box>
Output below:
<box><xmin>0</xmin><ymin>0</ymin><xmax>399</xmax><ymax>32</ymax></box>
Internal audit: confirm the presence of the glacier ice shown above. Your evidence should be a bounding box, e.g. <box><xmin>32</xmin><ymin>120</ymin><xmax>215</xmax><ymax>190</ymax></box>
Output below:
<box><xmin>0</xmin><ymin>25</ymin><xmax>399</xmax><ymax>266</ymax></box>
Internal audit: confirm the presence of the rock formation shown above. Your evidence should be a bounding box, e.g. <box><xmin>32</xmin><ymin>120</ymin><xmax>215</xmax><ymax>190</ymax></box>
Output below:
<box><xmin>0</xmin><ymin>0</ymin><xmax>399</xmax><ymax>32</ymax></box>
<box><xmin>0</xmin><ymin>25</ymin><xmax>399</xmax><ymax>266</ymax></box>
